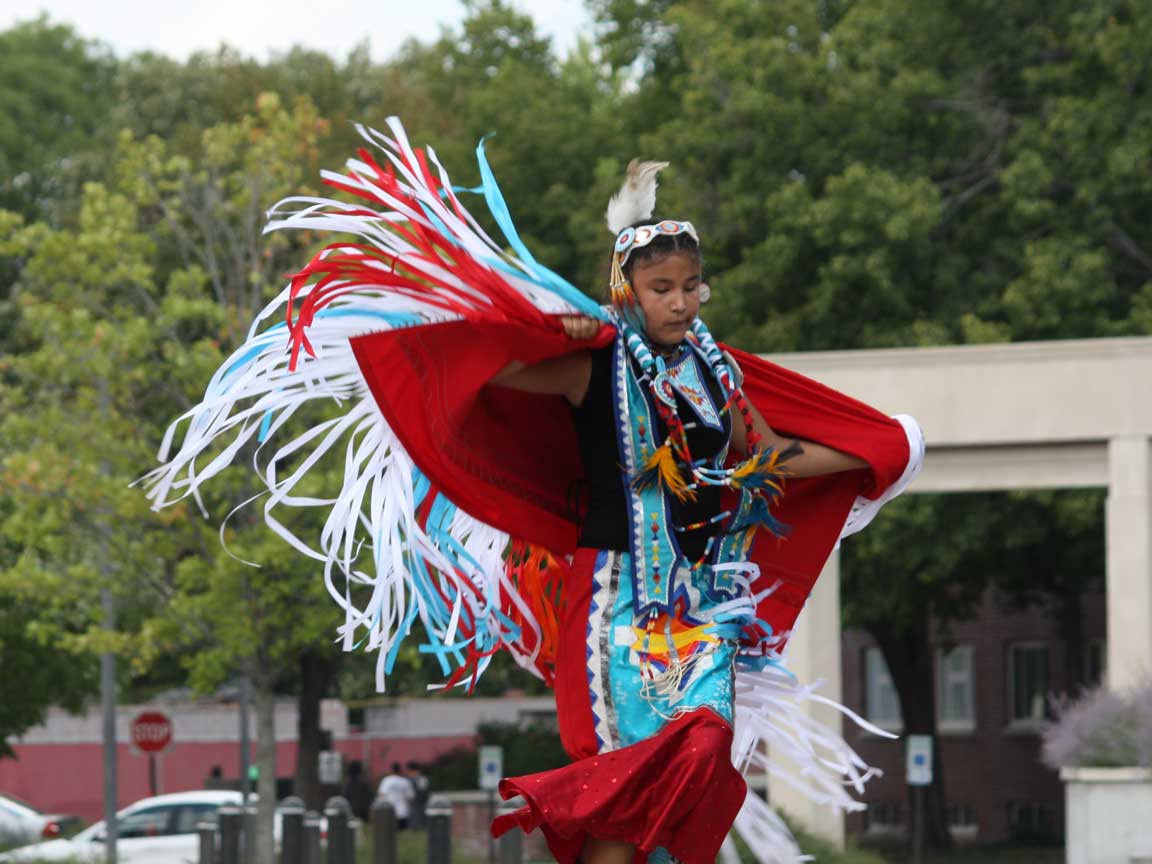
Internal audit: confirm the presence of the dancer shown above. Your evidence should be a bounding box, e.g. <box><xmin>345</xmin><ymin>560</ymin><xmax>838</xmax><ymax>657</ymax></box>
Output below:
<box><xmin>142</xmin><ymin>120</ymin><xmax>923</xmax><ymax>864</ymax></box>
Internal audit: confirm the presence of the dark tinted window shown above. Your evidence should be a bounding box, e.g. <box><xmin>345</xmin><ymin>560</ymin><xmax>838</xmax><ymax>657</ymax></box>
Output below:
<box><xmin>174</xmin><ymin>804</ymin><xmax>222</xmax><ymax>834</ymax></box>
<box><xmin>118</xmin><ymin>807</ymin><xmax>174</xmax><ymax>839</ymax></box>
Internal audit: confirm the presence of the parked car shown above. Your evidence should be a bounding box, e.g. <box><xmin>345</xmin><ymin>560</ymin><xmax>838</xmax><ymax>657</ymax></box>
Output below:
<box><xmin>0</xmin><ymin>795</ymin><xmax>83</xmax><ymax>849</ymax></box>
<box><xmin>0</xmin><ymin>790</ymin><xmax>243</xmax><ymax>864</ymax></box>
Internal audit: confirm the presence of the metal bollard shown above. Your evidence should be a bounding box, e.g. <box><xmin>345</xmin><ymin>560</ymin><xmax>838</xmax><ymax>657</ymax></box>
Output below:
<box><xmin>498</xmin><ymin>827</ymin><xmax>521</xmax><ymax>864</ymax></box>
<box><xmin>279</xmin><ymin>797</ymin><xmax>306</xmax><ymax>864</ymax></box>
<box><xmin>198</xmin><ymin>820</ymin><xmax>218</xmax><ymax>864</ymax></box>
<box><xmin>497</xmin><ymin>798</ymin><xmax>522</xmax><ymax>864</ymax></box>
<box><xmin>303</xmin><ymin>812</ymin><xmax>323</xmax><ymax>864</ymax></box>
<box><xmin>218</xmin><ymin>807</ymin><xmax>243</xmax><ymax>864</ymax></box>
<box><xmin>370</xmin><ymin>800</ymin><xmax>397</xmax><ymax>864</ymax></box>
<box><xmin>243</xmin><ymin>804</ymin><xmax>259</xmax><ymax>864</ymax></box>
<box><xmin>425</xmin><ymin>796</ymin><xmax>451</xmax><ymax>864</ymax></box>
<box><xmin>324</xmin><ymin>797</ymin><xmax>352</xmax><ymax>864</ymax></box>
<box><xmin>347</xmin><ymin>818</ymin><xmax>360</xmax><ymax>864</ymax></box>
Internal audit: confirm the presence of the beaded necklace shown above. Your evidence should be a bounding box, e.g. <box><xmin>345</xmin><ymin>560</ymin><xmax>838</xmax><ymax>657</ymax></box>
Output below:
<box><xmin>623</xmin><ymin>316</ymin><xmax>790</xmax><ymax>500</ymax></box>
<box><xmin>611</xmin><ymin>312</ymin><xmax>793</xmax><ymax>618</ymax></box>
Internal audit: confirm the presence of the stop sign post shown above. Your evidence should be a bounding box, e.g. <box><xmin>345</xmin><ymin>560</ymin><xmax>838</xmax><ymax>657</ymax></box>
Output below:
<box><xmin>132</xmin><ymin>712</ymin><xmax>173</xmax><ymax>796</ymax></box>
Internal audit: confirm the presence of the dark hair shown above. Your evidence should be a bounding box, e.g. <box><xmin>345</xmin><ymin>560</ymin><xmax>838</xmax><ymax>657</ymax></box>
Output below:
<box><xmin>618</xmin><ymin>218</ymin><xmax>702</xmax><ymax>280</ymax></box>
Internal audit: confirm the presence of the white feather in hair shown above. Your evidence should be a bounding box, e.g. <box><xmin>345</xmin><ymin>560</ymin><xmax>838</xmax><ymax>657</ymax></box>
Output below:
<box><xmin>605</xmin><ymin>158</ymin><xmax>670</xmax><ymax>234</ymax></box>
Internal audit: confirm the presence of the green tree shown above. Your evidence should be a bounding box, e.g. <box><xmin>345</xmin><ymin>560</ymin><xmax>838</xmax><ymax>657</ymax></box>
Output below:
<box><xmin>0</xmin><ymin>478</ymin><xmax>95</xmax><ymax>756</ymax></box>
<box><xmin>110</xmin><ymin>44</ymin><xmax>375</xmax><ymax>169</ymax></box>
<box><xmin>0</xmin><ymin>189</ymin><xmax>221</xmax><ymax>754</ymax></box>
<box><xmin>0</xmin><ymin>95</ymin><xmax>340</xmax><ymax>861</ymax></box>
<box><xmin>0</xmin><ymin>17</ymin><xmax>119</xmax><ymax>220</ymax></box>
<box><xmin>113</xmin><ymin>93</ymin><xmax>351</xmax><ymax>847</ymax></box>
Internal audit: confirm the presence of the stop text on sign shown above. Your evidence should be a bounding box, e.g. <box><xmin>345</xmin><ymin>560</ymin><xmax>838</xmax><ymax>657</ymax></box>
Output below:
<box><xmin>131</xmin><ymin>712</ymin><xmax>173</xmax><ymax>753</ymax></box>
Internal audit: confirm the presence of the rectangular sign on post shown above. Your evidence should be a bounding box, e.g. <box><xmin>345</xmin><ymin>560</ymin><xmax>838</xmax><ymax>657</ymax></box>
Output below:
<box><xmin>906</xmin><ymin>735</ymin><xmax>934</xmax><ymax>786</ymax></box>
<box><xmin>318</xmin><ymin>750</ymin><xmax>343</xmax><ymax>785</ymax></box>
<box><xmin>479</xmin><ymin>745</ymin><xmax>503</xmax><ymax>791</ymax></box>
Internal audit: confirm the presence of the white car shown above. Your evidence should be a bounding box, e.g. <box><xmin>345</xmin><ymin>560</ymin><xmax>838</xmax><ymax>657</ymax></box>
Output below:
<box><xmin>0</xmin><ymin>795</ymin><xmax>83</xmax><ymax>849</ymax></box>
<box><xmin>0</xmin><ymin>790</ymin><xmax>244</xmax><ymax>864</ymax></box>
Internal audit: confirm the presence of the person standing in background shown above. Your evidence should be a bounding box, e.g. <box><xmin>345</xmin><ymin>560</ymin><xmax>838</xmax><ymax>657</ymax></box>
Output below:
<box><xmin>376</xmin><ymin>762</ymin><xmax>415</xmax><ymax>829</ymax></box>
<box><xmin>342</xmin><ymin>760</ymin><xmax>374</xmax><ymax>820</ymax></box>
<box><xmin>405</xmin><ymin>761</ymin><xmax>430</xmax><ymax>829</ymax></box>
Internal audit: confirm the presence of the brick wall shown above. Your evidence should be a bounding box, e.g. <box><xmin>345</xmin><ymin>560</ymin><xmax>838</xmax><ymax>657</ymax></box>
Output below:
<box><xmin>841</xmin><ymin>584</ymin><xmax>1105</xmax><ymax>845</ymax></box>
<box><xmin>0</xmin><ymin>696</ymin><xmax>552</xmax><ymax>822</ymax></box>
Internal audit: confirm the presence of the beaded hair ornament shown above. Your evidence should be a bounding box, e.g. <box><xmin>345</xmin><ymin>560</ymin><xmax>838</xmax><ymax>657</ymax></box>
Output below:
<box><xmin>609</xmin><ymin>218</ymin><xmax>699</xmax><ymax>306</ymax></box>
<box><xmin>603</xmin><ymin>160</ymin><xmax>793</xmax><ymax>513</ymax></box>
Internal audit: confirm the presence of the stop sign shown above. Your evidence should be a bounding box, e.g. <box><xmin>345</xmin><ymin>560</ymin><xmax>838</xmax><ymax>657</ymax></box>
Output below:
<box><xmin>131</xmin><ymin>711</ymin><xmax>173</xmax><ymax>753</ymax></box>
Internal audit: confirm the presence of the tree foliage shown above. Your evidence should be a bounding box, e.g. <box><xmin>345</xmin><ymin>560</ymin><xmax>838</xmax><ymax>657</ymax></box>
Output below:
<box><xmin>0</xmin><ymin>2</ymin><xmax>1145</xmax><ymax>851</ymax></box>
<box><xmin>0</xmin><ymin>17</ymin><xmax>118</xmax><ymax>219</ymax></box>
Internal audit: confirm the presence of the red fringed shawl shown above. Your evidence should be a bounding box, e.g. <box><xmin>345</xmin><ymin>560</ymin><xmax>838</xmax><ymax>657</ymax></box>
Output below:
<box><xmin>351</xmin><ymin>317</ymin><xmax>910</xmax><ymax>661</ymax></box>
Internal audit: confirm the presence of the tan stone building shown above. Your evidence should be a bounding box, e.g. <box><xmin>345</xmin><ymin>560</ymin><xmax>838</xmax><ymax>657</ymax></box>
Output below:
<box><xmin>770</xmin><ymin>336</ymin><xmax>1152</xmax><ymax>847</ymax></box>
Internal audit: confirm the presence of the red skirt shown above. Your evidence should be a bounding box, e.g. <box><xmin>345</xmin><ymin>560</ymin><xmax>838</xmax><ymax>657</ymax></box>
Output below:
<box><xmin>491</xmin><ymin>708</ymin><xmax>746</xmax><ymax>864</ymax></box>
<box><xmin>491</xmin><ymin>550</ymin><xmax>748</xmax><ymax>863</ymax></box>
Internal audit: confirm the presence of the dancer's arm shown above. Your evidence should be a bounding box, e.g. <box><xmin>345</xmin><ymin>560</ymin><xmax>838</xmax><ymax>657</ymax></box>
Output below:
<box><xmin>489</xmin><ymin>316</ymin><xmax>597</xmax><ymax>405</ymax></box>
<box><xmin>732</xmin><ymin>397</ymin><xmax>868</xmax><ymax>477</ymax></box>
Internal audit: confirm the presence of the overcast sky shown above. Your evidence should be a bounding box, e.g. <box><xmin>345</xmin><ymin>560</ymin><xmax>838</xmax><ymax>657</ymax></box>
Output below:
<box><xmin>1</xmin><ymin>0</ymin><xmax>594</xmax><ymax>61</ymax></box>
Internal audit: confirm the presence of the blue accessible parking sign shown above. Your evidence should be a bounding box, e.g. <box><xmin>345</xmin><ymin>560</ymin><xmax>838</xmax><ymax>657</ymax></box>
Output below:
<box><xmin>906</xmin><ymin>735</ymin><xmax>934</xmax><ymax>786</ymax></box>
<box><xmin>479</xmin><ymin>745</ymin><xmax>503</xmax><ymax>791</ymax></box>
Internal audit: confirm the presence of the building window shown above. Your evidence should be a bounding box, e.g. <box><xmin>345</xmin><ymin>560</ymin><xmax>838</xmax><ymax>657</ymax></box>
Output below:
<box><xmin>936</xmin><ymin>645</ymin><xmax>975</xmax><ymax>732</ymax></box>
<box><xmin>947</xmin><ymin>803</ymin><xmax>978</xmax><ymax>840</ymax></box>
<box><xmin>864</xmin><ymin>801</ymin><xmax>906</xmax><ymax>836</ymax></box>
<box><xmin>1008</xmin><ymin>643</ymin><xmax>1050</xmax><ymax>724</ymax></box>
<box><xmin>864</xmin><ymin>648</ymin><xmax>903</xmax><ymax>731</ymax></box>
<box><xmin>1084</xmin><ymin>639</ymin><xmax>1105</xmax><ymax>687</ymax></box>
<box><xmin>1006</xmin><ymin>800</ymin><xmax>1057</xmax><ymax>842</ymax></box>
<box><xmin>347</xmin><ymin>705</ymin><xmax>365</xmax><ymax>732</ymax></box>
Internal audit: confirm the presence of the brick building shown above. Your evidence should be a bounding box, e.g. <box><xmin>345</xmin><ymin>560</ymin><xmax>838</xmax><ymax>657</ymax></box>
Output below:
<box><xmin>0</xmin><ymin>695</ymin><xmax>554</xmax><ymax>823</ymax></box>
<box><xmin>840</xmin><ymin>585</ymin><xmax>1106</xmax><ymax>846</ymax></box>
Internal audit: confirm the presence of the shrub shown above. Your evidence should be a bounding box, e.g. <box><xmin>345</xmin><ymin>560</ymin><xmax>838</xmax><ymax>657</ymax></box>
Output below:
<box><xmin>424</xmin><ymin>719</ymin><xmax>568</xmax><ymax>790</ymax></box>
<box><xmin>1041</xmin><ymin>683</ymin><xmax>1152</xmax><ymax>770</ymax></box>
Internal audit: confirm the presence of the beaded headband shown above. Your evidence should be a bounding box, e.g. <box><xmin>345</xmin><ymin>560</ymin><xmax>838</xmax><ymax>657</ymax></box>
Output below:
<box><xmin>610</xmin><ymin>220</ymin><xmax>700</xmax><ymax>307</ymax></box>
<box><xmin>613</xmin><ymin>220</ymin><xmax>699</xmax><ymax>265</ymax></box>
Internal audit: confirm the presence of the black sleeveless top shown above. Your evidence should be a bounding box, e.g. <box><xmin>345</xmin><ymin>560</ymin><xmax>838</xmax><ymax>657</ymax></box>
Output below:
<box><xmin>570</xmin><ymin>344</ymin><xmax>732</xmax><ymax>560</ymax></box>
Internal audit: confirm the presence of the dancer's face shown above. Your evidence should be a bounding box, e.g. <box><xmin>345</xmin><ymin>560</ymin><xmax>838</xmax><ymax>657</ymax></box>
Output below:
<box><xmin>631</xmin><ymin>251</ymin><xmax>702</xmax><ymax>353</ymax></box>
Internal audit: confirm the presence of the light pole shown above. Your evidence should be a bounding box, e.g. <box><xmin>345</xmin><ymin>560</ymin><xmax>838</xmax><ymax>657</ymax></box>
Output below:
<box><xmin>239</xmin><ymin>675</ymin><xmax>252</xmax><ymax>804</ymax></box>
<box><xmin>99</xmin><ymin>376</ymin><xmax>118</xmax><ymax>864</ymax></box>
<box><xmin>100</xmin><ymin>586</ymin><xmax>119</xmax><ymax>864</ymax></box>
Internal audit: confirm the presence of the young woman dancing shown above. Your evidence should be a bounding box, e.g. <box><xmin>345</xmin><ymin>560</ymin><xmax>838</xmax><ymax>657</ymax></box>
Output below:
<box><xmin>144</xmin><ymin>124</ymin><xmax>923</xmax><ymax>864</ymax></box>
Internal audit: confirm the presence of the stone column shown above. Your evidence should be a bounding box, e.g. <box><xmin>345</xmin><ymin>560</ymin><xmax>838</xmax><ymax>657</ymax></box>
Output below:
<box><xmin>771</xmin><ymin>548</ymin><xmax>846</xmax><ymax>848</ymax></box>
<box><xmin>1106</xmin><ymin>436</ymin><xmax>1152</xmax><ymax>690</ymax></box>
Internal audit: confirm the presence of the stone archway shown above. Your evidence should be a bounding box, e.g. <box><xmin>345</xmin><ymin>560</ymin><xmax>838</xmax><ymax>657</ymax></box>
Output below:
<box><xmin>767</xmin><ymin>336</ymin><xmax>1152</xmax><ymax>843</ymax></box>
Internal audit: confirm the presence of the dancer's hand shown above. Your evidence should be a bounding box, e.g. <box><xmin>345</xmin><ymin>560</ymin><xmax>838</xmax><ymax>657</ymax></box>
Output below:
<box><xmin>561</xmin><ymin>315</ymin><xmax>600</xmax><ymax>340</ymax></box>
